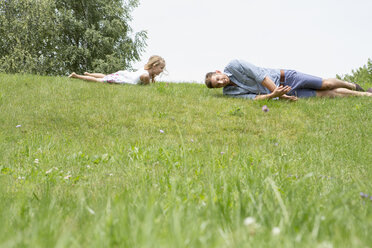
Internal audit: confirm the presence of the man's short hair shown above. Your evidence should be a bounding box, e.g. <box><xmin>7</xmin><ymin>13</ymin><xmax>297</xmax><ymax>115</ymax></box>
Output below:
<box><xmin>205</xmin><ymin>72</ymin><xmax>216</xmax><ymax>88</ymax></box>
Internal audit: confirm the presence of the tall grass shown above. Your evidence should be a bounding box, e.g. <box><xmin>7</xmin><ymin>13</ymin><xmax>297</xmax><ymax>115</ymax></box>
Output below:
<box><xmin>0</xmin><ymin>73</ymin><xmax>371</xmax><ymax>247</ymax></box>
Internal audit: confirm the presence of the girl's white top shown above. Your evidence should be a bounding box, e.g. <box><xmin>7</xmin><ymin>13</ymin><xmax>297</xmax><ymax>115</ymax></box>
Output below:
<box><xmin>102</xmin><ymin>68</ymin><xmax>149</xmax><ymax>84</ymax></box>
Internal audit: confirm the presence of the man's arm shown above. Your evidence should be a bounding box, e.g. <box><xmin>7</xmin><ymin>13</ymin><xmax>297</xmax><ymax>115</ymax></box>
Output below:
<box><xmin>261</xmin><ymin>76</ymin><xmax>277</xmax><ymax>92</ymax></box>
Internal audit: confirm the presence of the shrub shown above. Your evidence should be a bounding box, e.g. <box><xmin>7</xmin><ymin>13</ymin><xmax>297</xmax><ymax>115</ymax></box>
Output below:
<box><xmin>337</xmin><ymin>59</ymin><xmax>372</xmax><ymax>87</ymax></box>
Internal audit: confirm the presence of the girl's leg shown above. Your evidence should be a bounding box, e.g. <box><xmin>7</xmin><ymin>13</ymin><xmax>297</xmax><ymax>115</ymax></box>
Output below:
<box><xmin>316</xmin><ymin>88</ymin><xmax>372</xmax><ymax>97</ymax></box>
<box><xmin>84</xmin><ymin>72</ymin><xmax>106</xmax><ymax>78</ymax></box>
<box><xmin>69</xmin><ymin>72</ymin><xmax>102</xmax><ymax>82</ymax></box>
<box><xmin>320</xmin><ymin>78</ymin><xmax>360</xmax><ymax>91</ymax></box>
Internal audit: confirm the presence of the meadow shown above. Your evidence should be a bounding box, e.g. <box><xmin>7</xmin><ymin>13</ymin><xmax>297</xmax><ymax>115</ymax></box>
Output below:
<box><xmin>0</xmin><ymin>73</ymin><xmax>371</xmax><ymax>247</ymax></box>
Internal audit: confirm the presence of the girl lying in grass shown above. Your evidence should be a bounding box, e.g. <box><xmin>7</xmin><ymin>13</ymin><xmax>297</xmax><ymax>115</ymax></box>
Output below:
<box><xmin>69</xmin><ymin>55</ymin><xmax>165</xmax><ymax>85</ymax></box>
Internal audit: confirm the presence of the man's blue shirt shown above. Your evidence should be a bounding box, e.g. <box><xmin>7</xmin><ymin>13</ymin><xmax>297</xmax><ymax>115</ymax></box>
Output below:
<box><xmin>223</xmin><ymin>59</ymin><xmax>281</xmax><ymax>99</ymax></box>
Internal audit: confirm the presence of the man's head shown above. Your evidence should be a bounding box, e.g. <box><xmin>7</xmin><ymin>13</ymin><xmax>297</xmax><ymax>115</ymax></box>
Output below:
<box><xmin>205</xmin><ymin>71</ymin><xmax>231</xmax><ymax>88</ymax></box>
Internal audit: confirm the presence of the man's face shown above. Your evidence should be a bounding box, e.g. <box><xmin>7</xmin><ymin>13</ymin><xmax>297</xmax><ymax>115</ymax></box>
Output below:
<box><xmin>210</xmin><ymin>72</ymin><xmax>230</xmax><ymax>88</ymax></box>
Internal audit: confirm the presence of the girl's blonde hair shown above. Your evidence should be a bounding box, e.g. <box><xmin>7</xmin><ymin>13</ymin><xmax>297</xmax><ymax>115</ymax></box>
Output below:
<box><xmin>144</xmin><ymin>55</ymin><xmax>166</xmax><ymax>82</ymax></box>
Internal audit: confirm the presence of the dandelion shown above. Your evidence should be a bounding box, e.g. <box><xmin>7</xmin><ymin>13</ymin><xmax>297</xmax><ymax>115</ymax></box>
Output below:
<box><xmin>244</xmin><ymin>217</ymin><xmax>256</xmax><ymax>226</ymax></box>
<box><xmin>64</xmin><ymin>175</ymin><xmax>72</xmax><ymax>180</ymax></box>
<box><xmin>46</xmin><ymin>169</ymin><xmax>53</xmax><ymax>174</ymax></box>
<box><xmin>262</xmin><ymin>105</ymin><xmax>269</xmax><ymax>112</ymax></box>
<box><xmin>34</xmin><ymin>159</ymin><xmax>39</xmax><ymax>164</ymax></box>
<box><xmin>16</xmin><ymin>125</ymin><xmax>22</xmax><ymax>128</ymax></box>
<box><xmin>272</xmin><ymin>227</ymin><xmax>281</xmax><ymax>235</ymax></box>
<box><xmin>159</xmin><ymin>129</ymin><xmax>164</xmax><ymax>134</ymax></box>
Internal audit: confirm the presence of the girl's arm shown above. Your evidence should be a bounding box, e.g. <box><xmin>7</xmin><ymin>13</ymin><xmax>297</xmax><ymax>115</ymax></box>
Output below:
<box><xmin>140</xmin><ymin>74</ymin><xmax>150</xmax><ymax>85</ymax></box>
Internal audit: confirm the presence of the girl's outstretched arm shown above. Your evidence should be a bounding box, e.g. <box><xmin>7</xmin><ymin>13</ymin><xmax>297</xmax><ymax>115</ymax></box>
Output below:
<box><xmin>140</xmin><ymin>74</ymin><xmax>151</xmax><ymax>84</ymax></box>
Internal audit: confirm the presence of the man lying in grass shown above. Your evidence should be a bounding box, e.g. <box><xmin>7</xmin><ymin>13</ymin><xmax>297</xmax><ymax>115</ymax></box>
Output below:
<box><xmin>205</xmin><ymin>59</ymin><xmax>372</xmax><ymax>100</ymax></box>
<box><xmin>69</xmin><ymin>55</ymin><xmax>165</xmax><ymax>85</ymax></box>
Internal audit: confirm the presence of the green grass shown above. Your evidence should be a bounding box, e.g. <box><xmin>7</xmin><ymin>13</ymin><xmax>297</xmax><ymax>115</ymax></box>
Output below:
<box><xmin>1</xmin><ymin>73</ymin><xmax>371</xmax><ymax>247</ymax></box>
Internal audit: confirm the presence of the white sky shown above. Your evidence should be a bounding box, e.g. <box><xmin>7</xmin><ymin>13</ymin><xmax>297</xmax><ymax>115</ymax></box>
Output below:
<box><xmin>132</xmin><ymin>0</ymin><xmax>372</xmax><ymax>83</ymax></box>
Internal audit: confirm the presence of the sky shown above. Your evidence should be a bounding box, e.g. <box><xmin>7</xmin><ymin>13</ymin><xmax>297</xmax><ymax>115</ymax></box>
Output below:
<box><xmin>131</xmin><ymin>0</ymin><xmax>372</xmax><ymax>83</ymax></box>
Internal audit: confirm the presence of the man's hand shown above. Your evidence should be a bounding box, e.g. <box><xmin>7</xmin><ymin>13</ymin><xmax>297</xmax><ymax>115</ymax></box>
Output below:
<box><xmin>273</xmin><ymin>86</ymin><xmax>298</xmax><ymax>101</ymax></box>
<box><xmin>279</xmin><ymin>94</ymin><xmax>298</xmax><ymax>101</ymax></box>
<box><xmin>256</xmin><ymin>77</ymin><xmax>297</xmax><ymax>101</ymax></box>
<box><xmin>271</xmin><ymin>85</ymin><xmax>291</xmax><ymax>97</ymax></box>
<box><xmin>254</xmin><ymin>85</ymin><xmax>291</xmax><ymax>100</ymax></box>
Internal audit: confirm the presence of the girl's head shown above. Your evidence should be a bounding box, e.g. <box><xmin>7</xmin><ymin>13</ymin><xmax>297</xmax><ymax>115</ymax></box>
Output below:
<box><xmin>144</xmin><ymin>55</ymin><xmax>166</xmax><ymax>79</ymax></box>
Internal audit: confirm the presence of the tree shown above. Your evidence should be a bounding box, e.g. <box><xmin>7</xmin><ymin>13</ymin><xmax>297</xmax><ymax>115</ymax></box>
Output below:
<box><xmin>0</xmin><ymin>0</ymin><xmax>147</xmax><ymax>75</ymax></box>
<box><xmin>0</xmin><ymin>0</ymin><xmax>58</xmax><ymax>74</ymax></box>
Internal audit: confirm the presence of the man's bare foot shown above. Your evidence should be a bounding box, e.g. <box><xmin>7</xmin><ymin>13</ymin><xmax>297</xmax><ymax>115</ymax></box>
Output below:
<box><xmin>69</xmin><ymin>72</ymin><xmax>77</xmax><ymax>78</ymax></box>
<box><xmin>84</xmin><ymin>72</ymin><xmax>89</xmax><ymax>75</ymax></box>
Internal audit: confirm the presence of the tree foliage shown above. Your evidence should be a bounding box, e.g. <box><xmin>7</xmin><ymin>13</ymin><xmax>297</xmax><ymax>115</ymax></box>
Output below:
<box><xmin>337</xmin><ymin>59</ymin><xmax>372</xmax><ymax>87</ymax></box>
<box><xmin>0</xmin><ymin>0</ymin><xmax>147</xmax><ymax>75</ymax></box>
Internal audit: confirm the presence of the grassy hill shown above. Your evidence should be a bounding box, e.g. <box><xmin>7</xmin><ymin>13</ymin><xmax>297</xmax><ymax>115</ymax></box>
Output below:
<box><xmin>1</xmin><ymin>73</ymin><xmax>371</xmax><ymax>247</ymax></box>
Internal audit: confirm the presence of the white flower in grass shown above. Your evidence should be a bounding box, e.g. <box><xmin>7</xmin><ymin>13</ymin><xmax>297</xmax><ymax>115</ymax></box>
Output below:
<box><xmin>86</xmin><ymin>206</ymin><xmax>95</xmax><ymax>215</ymax></box>
<box><xmin>318</xmin><ymin>241</ymin><xmax>333</xmax><ymax>248</ymax></box>
<box><xmin>64</xmin><ymin>175</ymin><xmax>72</xmax><ymax>180</ymax></box>
<box><xmin>244</xmin><ymin>217</ymin><xmax>256</xmax><ymax>226</ymax></box>
<box><xmin>18</xmin><ymin>176</ymin><xmax>25</xmax><ymax>180</ymax></box>
<box><xmin>34</xmin><ymin>159</ymin><xmax>39</xmax><ymax>164</ymax></box>
<box><xmin>272</xmin><ymin>227</ymin><xmax>281</xmax><ymax>235</ymax></box>
<box><xmin>244</xmin><ymin>217</ymin><xmax>260</xmax><ymax>235</ymax></box>
<box><xmin>159</xmin><ymin>129</ymin><xmax>164</xmax><ymax>134</ymax></box>
<box><xmin>46</xmin><ymin>168</ymin><xmax>53</xmax><ymax>174</ymax></box>
<box><xmin>16</xmin><ymin>125</ymin><xmax>22</xmax><ymax>128</ymax></box>
<box><xmin>86</xmin><ymin>165</ymin><xmax>91</xmax><ymax>169</ymax></box>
